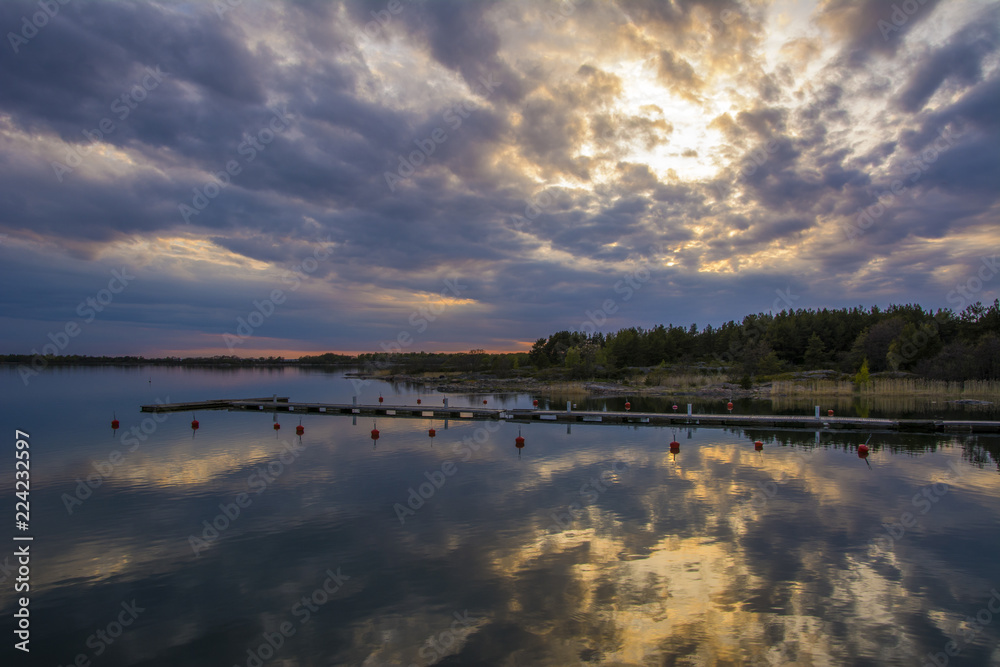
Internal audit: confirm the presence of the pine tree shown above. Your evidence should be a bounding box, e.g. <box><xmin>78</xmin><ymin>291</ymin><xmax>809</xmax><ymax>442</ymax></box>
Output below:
<box><xmin>803</xmin><ymin>333</ymin><xmax>827</xmax><ymax>368</ymax></box>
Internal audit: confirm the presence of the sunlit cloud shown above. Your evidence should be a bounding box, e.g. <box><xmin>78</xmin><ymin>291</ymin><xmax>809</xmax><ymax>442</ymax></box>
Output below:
<box><xmin>0</xmin><ymin>0</ymin><xmax>997</xmax><ymax>355</ymax></box>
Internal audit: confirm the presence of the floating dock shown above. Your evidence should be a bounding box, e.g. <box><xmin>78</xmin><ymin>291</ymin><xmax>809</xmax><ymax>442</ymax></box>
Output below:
<box><xmin>139</xmin><ymin>398</ymin><xmax>1000</xmax><ymax>434</ymax></box>
<box><xmin>141</xmin><ymin>397</ymin><xmax>290</xmax><ymax>412</ymax></box>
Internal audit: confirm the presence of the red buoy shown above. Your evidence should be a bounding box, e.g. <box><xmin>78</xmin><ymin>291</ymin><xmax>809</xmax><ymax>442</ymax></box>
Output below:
<box><xmin>417</xmin><ymin>398</ymin><xmax>422</xmax><ymax>405</ymax></box>
<box><xmin>827</xmin><ymin>409</ymin><xmax>834</xmax><ymax>417</ymax></box>
<box><xmin>111</xmin><ymin>418</ymin><xmax>119</xmax><ymax>430</ymax></box>
<box><xmin>672</xmin><ymin>404</ymin><xmax>678</xmax><ymax>411</ymax></box>
<box><xmin>754</xmin><ymin>440</ymin><xmax>763</xmax><ymax>450</ymax></box>
<box><xmin>191</xmin><ymin>419</ymin><xmax>200</xmax><ymax>430</ymax></box>
<box><xmin>858</xmin><ymin>444</ymin><xmax>869</xmax><ymax>457</ymax></box>
<box><xmin>514</xmin><ymin>428</ymin><xmax>525</xmax><ymax>458</ymax></box>
<box><xmin>371</xmin><ymin>427</ymin><xmax>380</xmax><ymax>441</ymax></box>
<box><xmin>532</xmin><ymin>399</ymin><xmax>538</xmax><ymax>407</ymax></box>
<box><xmin>378</xmin><ymin>395</ymin><xmax>384</xmax><ymax>404</ymax></box>
<box><xmin>273</xmin><ymin>422</ymin><xmax>280</xmax><ymax>430</ymax></box>
<box><xmin>669</xmin><ymin>441</ymin><xmax>680</xmax><ymax>452</ymax></box>
<box><xmin>428</xmin><ymin>428</ymin><xmax>436</xmax><ymax>438</ymax></box>
<box><xmin>625</xmin><ymin>401</ymin><xmax>631</xmax><ymax>411</ymax></box>
<box><xmin>483</xmin><ymin>399</ymin><xmax>488</xmax><ymax>405</ymax></box>
<box><xmin>296</xmin><ymin>425</ymin><xmax>304</xmax><ymax>435</ymax></box>
<box><xmin>727</xmin><ymin>401</ymin><xmax>734</xmax><ymax>411</ymax></box>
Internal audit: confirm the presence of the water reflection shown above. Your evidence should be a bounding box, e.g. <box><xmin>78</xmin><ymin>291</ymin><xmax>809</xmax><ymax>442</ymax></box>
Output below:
<box><xmin>2</xmin><ymin>368</ymin><xmax>999</xmax><ymax>666</ymax></box>
<box><xmin>551</xmin><ymin>392</ymin><xmax>1000</xmax><ymax>421</ymax></box>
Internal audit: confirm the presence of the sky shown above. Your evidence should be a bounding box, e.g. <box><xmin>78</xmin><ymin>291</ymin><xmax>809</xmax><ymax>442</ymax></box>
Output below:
<box><xmin>1</xmin><ymin>0</ymin><xmax>998</xmax><ymax>357</ymax></box>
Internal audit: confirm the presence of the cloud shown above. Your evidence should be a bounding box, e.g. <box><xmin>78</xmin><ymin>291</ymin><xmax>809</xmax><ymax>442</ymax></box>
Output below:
<box><xmin>814</xmin><ymin>0</ymin><xmax>944</xmax><ymax>66</ymax></box>
<box><xmin>895</xmin><ymin>14</ymin><xmax>999</xmax><ymax>113</ymax></box>
<box><xmin>657</xmin><ymin>50</ymin><xmax>705</xmax><ymax>102</ymax></box>
<box><xmin>0</xmin><ymin>0</ymin><xmax>997</xmax><ymax>355</ymax></box>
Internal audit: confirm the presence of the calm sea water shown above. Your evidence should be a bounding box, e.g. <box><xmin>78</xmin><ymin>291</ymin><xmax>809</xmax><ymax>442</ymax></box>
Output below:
<box><xmin>1</xmin><ymin>366</ymin><xmax>999</xmax><ymax>666</ymax></box>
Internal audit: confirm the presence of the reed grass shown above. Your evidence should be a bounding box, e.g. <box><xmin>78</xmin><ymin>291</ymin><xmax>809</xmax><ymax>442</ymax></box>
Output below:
<box><xmin>861</xmin><ymin>379</ymin><xmax>1000</xmax><ymax>400</ymax></box>
<box><xmin>770</xmin><ymin>380</ymin><xmax>856</xmax><ymax>397</ymax></box>
<box><xmin>771</xmin><ymin>378</ymin><xmax>1000</xmax><ymax>401</ymax></box>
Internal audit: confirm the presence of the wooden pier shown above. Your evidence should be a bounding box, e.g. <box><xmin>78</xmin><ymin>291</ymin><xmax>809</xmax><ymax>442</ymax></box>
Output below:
<box><xmin>139</xmin><ymin>398</ymin><xmax>1000</xmax><ymax>434</ymax></box>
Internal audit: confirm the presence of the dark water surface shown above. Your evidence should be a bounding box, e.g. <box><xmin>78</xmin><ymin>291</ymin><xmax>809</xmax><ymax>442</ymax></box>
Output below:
<box><xmin>2</xmin><ymin>366</ymin><xmax>999</xmax><ymax>666</ymax></box>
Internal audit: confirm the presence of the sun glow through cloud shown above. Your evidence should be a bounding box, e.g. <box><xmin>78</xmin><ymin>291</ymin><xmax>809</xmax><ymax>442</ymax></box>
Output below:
<box><xmin>0</xmin><ymin>0</ymin><xmax>997</xmax><ymax>355</ymax></box>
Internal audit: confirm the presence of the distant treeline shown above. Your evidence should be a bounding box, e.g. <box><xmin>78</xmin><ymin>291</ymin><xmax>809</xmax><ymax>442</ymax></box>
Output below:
<box><xmin>525</xmin><ymin>301</ymin><xmax>1000</xmax><ymax>381</ymax></box>
<box><xmin>304</xmin><ymin>301</ymin><xmax>1000</xmax><ymax>384</ymax></box>
<box><xmin>341</xmin><ymin>350</ymin><xmax>531</xmax><ymax>376</ymax></box>
<box><xmin>2</xmin><ymin>354</ymin><xmax>350</xmax><ymax>366</ymax></box>
<box><xmin>6</xmin><ymin>301</ymin><xmax>999</xmax><ymax>383</ymax></box>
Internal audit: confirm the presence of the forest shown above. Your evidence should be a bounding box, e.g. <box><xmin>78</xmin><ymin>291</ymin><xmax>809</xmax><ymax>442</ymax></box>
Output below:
<box><xmin>7</xmin><ymin>301</ymin><xmax>999</xmax><ymax>384</ymax></box>
<box><xmin>524</xmin><ymin>300</ymin><xmax>1000</xmax><ymax>382</ymax></box>
<box><xmin>338</xmin><ymin>300</ymin><xmax>1000</xmax><ymax>383</ymax></box>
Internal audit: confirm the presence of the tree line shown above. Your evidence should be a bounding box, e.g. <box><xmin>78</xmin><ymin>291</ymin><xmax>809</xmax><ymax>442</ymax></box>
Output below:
<box><xmin>526</xmin><ymin>301</ymin><xmax>1000</xmax><ymax>381</ymax></box>
<box><xmin>1</xmin><ymin>354</ymin><xmax>309</xmax><ymax>366</ymax></box>
<box><xmin>6</xmin><ymin>301</ymin><xmax>998</xmax><ymax>382</ymax></box>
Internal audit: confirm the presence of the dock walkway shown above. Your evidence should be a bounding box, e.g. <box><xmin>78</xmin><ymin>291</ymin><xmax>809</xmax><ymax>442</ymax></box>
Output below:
<box><xmin>139</xmin><ymin>398</ymin><xmax>1000</xmax><ymax>434</ymax></box>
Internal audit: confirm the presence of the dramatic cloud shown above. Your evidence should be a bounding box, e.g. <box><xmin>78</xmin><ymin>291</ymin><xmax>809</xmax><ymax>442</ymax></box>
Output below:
<box><xmin>1</xmin><ymin>0</ymin><xmax>998</xmax><ymax>356</ymax></box>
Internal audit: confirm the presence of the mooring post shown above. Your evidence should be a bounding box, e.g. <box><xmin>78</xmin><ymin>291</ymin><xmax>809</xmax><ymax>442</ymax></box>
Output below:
<box><xmin>567</xmin><ymin>400</ymin><xmax>572</xmax><ymax>413</ymax></box>
<box><xmin>687</xmin><ymin>404</ymin><xmax>692</xmax><ymax>416</ymax></box>
<box><xmin>444</xmin><ymin>398</ymin><xmax>449</xmax><ymax>408</ymax></box>
<box><xmin>353</xmin><ymin>396</ymin><xmax>357</xmax><ymax>407</ymax></box>
<box><xmin>815</xmin><ymin>405</ymin><xmax>820</xmax><ymax>418</ymax></box>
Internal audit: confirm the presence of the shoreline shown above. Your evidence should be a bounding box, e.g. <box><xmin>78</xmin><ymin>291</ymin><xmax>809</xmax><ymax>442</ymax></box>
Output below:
<box><xmin>346</xmin><ymin>373</ymin><xmax>761</xmax><ymax>398</ymax></box>
<box><xmin>348</xmin><ymin>372</ymin><xmax>998</xmax><ymax>404</ymax></box>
